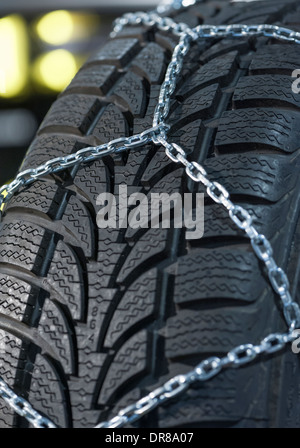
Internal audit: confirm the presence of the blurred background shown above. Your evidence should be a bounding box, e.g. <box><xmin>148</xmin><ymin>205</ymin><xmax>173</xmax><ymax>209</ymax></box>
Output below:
<box><xmin>0</xmin><ymin>0</ymin><xmax>161</xmax><ymax>185</ymax></box>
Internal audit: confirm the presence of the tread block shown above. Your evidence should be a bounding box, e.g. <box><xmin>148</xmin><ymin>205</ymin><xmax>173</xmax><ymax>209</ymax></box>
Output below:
<box><xmin>0</xmin><ymin>331</ymin><xmax>28</xmax><ymax>427</ymax></box>
<box><xmin>114</xmin><ymin>25</ymin><xmax>153</xmax><ymax>42</ymax></box>
<box><xmin>76</xmin><ymin>354</ymin><xmax>105</xmax><ymax>396</ymax></box>
<box><xmin>92</xmin><ymin>103</ymin><xmax>129</xmax><ymax>142</ymax></box>
<box><xmin>172</xmin><ymin>249</ymin><xmax>266</xmax><ymax>305</ymax></box>
<box><xmin>141</xmin><ymin>120</ymin><xmax>204</xmax><ymax>187</ymax></box>
<box><xmin>63</xmin><ymin>195</ymin><xmax>95</xmax><ymax>258</ymax></box>
<box><xmin>117</xmin><ymin>228</ymin><xmax>169</xmax><ymax>284</ymax></box>
<box><xmin>170</xmin><ymin>119</ymin><xmax>206</xmax><ymax>158</ymax></box>
<box><xmin>29</xmin><ymin>354</ymin><xmax>68</xmax><ymax>428</ymax></box>
<box><xmin>201</xmin><ymin>3</ymin><xmax>243</xmax><ymax>26</ymax></box>
<box><xmin>0</xmin><ymin>331</ymin><xmax>26</xmax><ymax>388</ymax></box>
<box><xmin>204</xmin><ymin>153</ymin><xmax>299</xmax><ymax>202</ymax></box>
<box><xmin>97</xmin><ymin>226</ymin><xmax>120</xmax><ymax>245</ymax></box>
<box><xmin>87</xmin><ymin>38</ymin><xmax>141</xmax><ymax>68</ymax></box>
<box><xmin>104</xmin><ymin>269</ymin><xmax>158</xmax><ymax>348</ymax></box>
<box><xmin>164</xmin><ymin>307</ymin><xmax>271</xmax><ymax>359</ymax></box>
<box><xmin>39</xmin><ymin>94</ymin><xmax>101</xmax><ymax>135</ymax></box>
<box><xmin>0</xmin><ymin>274</ymin><xmax>38</xmax><ymax>324</ymax></box>
<box><xmin>188</xmin><ymin>3</ymin><xmax>219</xmax><ymax>23</ymax></box>
<box><xmin>133</xmin><ymin>85</ymin><xmax>161</xmax><ymax>134</ymax></box>
<box><xmin>157</xmin><ymin>362</ymin><xmax>270</xmax><ymax>427</ymax></box>
<box><xmin>233</xmin><ymin>75</ymin><xmax>300</xmax><ymax>110</ymax></box>
<box><xmin>77</xmin><ymin>289</ymin><xmax>117</xmax><ymax>353</ymax></box>
<box><xmin>177</xmin><ymin>51</ymin><xmax>238</xmax><ymax>100</ymax></box>
<box><xmin>74</xmin><ymin>159</ymin><xmax>108</xmax><ymax>207</ymax></box>
<box><xmin>203</xmin><ymin>200</ymin><xmax>292</xmax><ymax>242</ymax></box>
<box><xmin>0</xmin><ymin>403</ymin><xmax>14</xmax><ymax>428</ymax></box>
<box><xmin>131</xmin><ymin>42</ymin><xmax>166</xmax><ymax>84</ymax></box>
<box><xmin>97</xmin><ymin>241</ymin><xmax>127</xmax><ymax>271</ymax></box>
<box><xmin>141</xmin><ymin>147</ymin><xmax>173</xmax><ymax>186</ymax></box>
<box><xmin>7</xmin><ymin>181</ymin><xmax>58</xmax><ymax>217</ymax></box>
<box><xmin>21</xmin><ymin>134</ymin><xmax>82</xmax><ymax>170</ymax></box>
<box><xmin>171</xmin><ymin>10</ymin><xmax>199</xmax><ymax>28</ymax></box>
<box><xmin>249</xmin><ymin>44</ymin><xmax>300</xmax><ymax>76</ymax></box>
<box><xmin>284</xmin><ymin>10</ymin><xmax>300</xmax><ymax>24</ymax></box>
<box><xmin>0</xmin><ymin>220</ymin><xmax>48</xmax><ymax>275</ymax></box>
<box><xmin>150</xmin><ymin>168</ymin><xmax>184</xmax><ymax>196</ymax></box>
<box><xmin>69</xmin><ymin>353</ymin><xmax>105</xmax><ymax>428</ymax></box>
<box><xmin>171</xmin><ymin>118</ymin><xmax>206</xmax><ymax>155</ymax></box>
<box><xmin>114</xmin><ymin>149</ymin><xmax>153</xmax><ymax>186</ymax></box>
<box><xmin>98</xmin><ymin>330</ymin><xmax>149</xmax><ymax>405</ymax></box>
<box><xmin>88</xmin><ymin>261</ymin><xmax>114</xmax><ymax>289</ymax></box>
<box><xmin>109</xmin><ymin>387</ymin><xmax>141</xmax><ymax>419</ymax></box>
<box><xmin>155</xmin><ymin>32</ymin><xmax>179</xmax><ymax>52</ymax></box>
<box><xmin>214</xmin><ymin>108</ymin><xmax>300</xmax><ymax>154</ymax></box>
<box><xmin>64</xmin><ymin>64</ymin><xmax>119</xmax><ymax>96</ymax></box>
<box><xmin>231</xmin><ymin>1</ymin><xmax>294</xmax><ymax>23</ymax></box>
<box><xmin>169</xmin><ymin>84</ymin><xmax>221</xmax><ymax>126</ymax></box>
<box><xmin>47</xmin><ymin>240</ymin><xmax>85</xmax><ymax>322</ymax></box>
<box><xmin>38</xmin><ymin>298</ymin><xmax>75</xmax><ymax>375</ymax></box>
<box><xmin>110</xmin><ymin>72</ymin><xmax>147</xmax><ymax>118</ymax></box>
<box><xmin>125</xmin><ymin>169</ymin><xmax>183</xmax><ymax>241</ymax></box>
<box><xmin>199</xmin><ymin>39</ymin><xmax>250</xmax><ymax>64</ymax></box>
<box><xmin>179</xmin><ymin>44</ymin><xmax>209</xmax><ymax>83</ymax></box>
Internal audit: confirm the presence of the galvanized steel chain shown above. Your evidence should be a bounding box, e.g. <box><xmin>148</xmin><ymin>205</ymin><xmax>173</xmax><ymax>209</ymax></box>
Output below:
<box><xmin>0</xmin><ymin>377</ymin><xmax>56</xmax><ymax>428</ymax></box>
<box><xmin>96</xmin><ymin>331</ymin><xmax>296</xmax><ymax>428</ymax></box>
<box><xmin>157</xmin><ymin>139</ymin><xmax>300</xmax><ymax>330</ymax></box>
<box><xmin>0</xmin><ymin>0</ymin><xmax>300</xmax><ymax>429</ymax></box>
<box><xmin>0</xmin><ymin>126</ymin><xmax>165</xmax><ymax>206</ymax></box>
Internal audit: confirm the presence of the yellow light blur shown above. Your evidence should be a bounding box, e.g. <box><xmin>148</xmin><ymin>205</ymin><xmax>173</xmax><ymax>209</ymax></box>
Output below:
<box><xmin>35</xmin><ymin>11</ymin><xmax>100</xmax><ymax>45</ymax></box>
<box><xmin>32</xmin><ymin>49</ymin><xmax>78</xmax><ymax>92</ymax></box>
<box><xmin>36</xmin><ymin>10</ymin><xmax>75</xmax><ymax>46</ymax></box>
<box><xmin>0</xmin><ymin>189</ymin><xmax>8</xmax><ymax>213</ymax></box>
<box><xmin>0</xmin><ymin>15</ymin><xmax>28</xmax><ymax>98</ymax></box>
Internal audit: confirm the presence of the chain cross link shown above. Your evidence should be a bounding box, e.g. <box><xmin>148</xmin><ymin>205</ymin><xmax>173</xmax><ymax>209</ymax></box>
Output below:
<box><xmin>1</xmin><ymin>0</ymin><xmax>300</xmax><ymax>429</ymax></box>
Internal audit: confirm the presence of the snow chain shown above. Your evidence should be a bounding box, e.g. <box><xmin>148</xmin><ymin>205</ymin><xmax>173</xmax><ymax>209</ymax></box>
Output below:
<box><xmin>0</xmin><ymin>0</ymin><xmax>300</xmax><ymax>429</ymax></box>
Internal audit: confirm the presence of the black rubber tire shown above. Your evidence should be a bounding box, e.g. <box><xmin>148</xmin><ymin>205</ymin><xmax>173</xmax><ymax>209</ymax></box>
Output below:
<box><xmin>1</xmin><ymin>0</ymin><xmax>300</xmax><ymax>429</ymax></box>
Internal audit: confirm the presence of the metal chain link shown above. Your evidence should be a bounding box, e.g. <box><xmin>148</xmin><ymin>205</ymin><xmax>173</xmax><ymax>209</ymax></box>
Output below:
<box><xmin>158</xmin><ymin>138</ymin><xmax>300</xmax><ymax>331</ymax></box>
<box><xmin>0</xmin><ymin>125</ymin><xmax>165</xmax><ymax>208</ymax></box>
<box><xmin>0</xmin><ymin>378</ymin><xmax>56</xmax><ymax>428</ymax></box>
<box><xmin>96</xmin><ymin>331</ymin><xmax>297</xmax><ymax>428</ymax></box>
<box><xmin>1</xmin><ymin>0</ymin><xmax>300</xmax><ymax>429</ymax></box>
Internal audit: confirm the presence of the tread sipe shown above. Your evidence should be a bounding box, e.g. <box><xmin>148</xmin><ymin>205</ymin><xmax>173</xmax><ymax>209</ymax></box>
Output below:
<box><xmin>0</xmin><ymin>0</ymin><xmax>300</xmax><ymax>428</ymax></box>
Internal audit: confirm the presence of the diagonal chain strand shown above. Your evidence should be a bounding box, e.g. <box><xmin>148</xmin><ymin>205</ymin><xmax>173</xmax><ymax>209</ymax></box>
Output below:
<box><xmin>0</xmin><ymin>378</ymin><xmax>56</xmax><ymax>428</ymax></box>
<box><xmin>96</xmin><ymin>330</ymin><xmax>297</xmax><ymax>428</ymax></box>
<box><xmin>0</xmin><ymin>0</ymin><xmax>300</xmax><ymax>429</ymax></box>
<box><xmin>0</xmin><ymin>125</ymin><xmax>166</xmax><ymax>209</ymax></box>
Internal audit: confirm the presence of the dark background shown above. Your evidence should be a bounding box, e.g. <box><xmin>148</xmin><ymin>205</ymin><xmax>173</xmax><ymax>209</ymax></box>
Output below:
<box><xmin>0</xmin><ymin>0</ymin><xmax>159</xmax><ymax>185</ymax></box>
